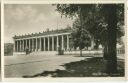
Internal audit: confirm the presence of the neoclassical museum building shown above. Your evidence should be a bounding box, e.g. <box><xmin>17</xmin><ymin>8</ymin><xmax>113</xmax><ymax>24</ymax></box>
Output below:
<box><xmin>13</xmin><ymin>28</ymin><xmax>94</xmax><ymax>52</ymax></box>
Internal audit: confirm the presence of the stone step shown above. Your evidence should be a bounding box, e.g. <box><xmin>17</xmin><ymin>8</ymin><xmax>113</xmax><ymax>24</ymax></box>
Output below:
<box><xmin>29</xmin><ymin>51</ymin><xmax>57</xmax><ymax>56</ymax></box>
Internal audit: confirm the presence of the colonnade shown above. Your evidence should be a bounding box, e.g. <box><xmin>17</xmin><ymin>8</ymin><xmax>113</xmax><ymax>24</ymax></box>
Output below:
<box><xmin>14</xmin><ymin>34</ymin><xmax>70</xmax><ymax>52</ymax></box>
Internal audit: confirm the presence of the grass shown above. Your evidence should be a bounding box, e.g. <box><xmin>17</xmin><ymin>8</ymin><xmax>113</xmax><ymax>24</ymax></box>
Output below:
<box><xmin>23</xmin><ymin>57</ymin><xmax>124</xmax><ymax>78</ymax></box>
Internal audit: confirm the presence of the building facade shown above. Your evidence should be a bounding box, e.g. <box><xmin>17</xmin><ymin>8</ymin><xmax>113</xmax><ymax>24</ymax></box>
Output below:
<box><xmin>13</xmin><ymin>28</ymin><xmax>94</xmax><ymax>52</ymax></box>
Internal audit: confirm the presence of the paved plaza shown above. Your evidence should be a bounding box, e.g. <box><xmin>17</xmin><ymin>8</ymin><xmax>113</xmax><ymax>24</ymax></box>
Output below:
<box><xmin>5</xmin><ymin>53</ymin><xmax>87</xmax><ymax>77</ymax></box>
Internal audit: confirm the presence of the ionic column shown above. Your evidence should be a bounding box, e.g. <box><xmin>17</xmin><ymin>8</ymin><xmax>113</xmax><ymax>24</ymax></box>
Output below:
<box><xmin>23</xmin><ymin>40</ymin><xmax>24</xmax><ymax>51</ymax></box>
<box><xmin>52</xmin><ymin>36</ymin><xmax>54</xmax><ymax>51</ymax></box>
<box><xmin>20</xmin><ymin>40</ymin><xmax>22</xmax><ymax>51</ymax></box>
<box><xmin>32</xmin><ymin>39</ymin><xmax>34</xmax><ymax>51</ymax></box>
<box><xmin>14</xmin><ymin>40</ymin><xmax>16</xmax><ymax>52</ymax></box>
<box><xmin>40</xmin><ymin>38</ymin><xmax>42</xmax><ymax>51</ymax></box>
<box><xmin>26</xmin><ymin>39</ymin><xmax>29</xmax><ymax>49</ymax></box>
<box><xmin>36</xmin><ymin>38</ymin><xmax>38</xmax><ymax>51</ymax></box>
<box><xmin>25</xmin><ymin>40</ymin><xmax>27</xmax><ymax>50</ymax></box>
<box><xmin>15</xmin><ymin>40</ymin><xmax>17</xmax><ymax>52</ymax></box>
<box><xmin>44</xmin><ymin>37</ymin><xmax>45</xmax><ymax>51</ymax></box>
<box><xmin>18</xmin><ymin>41</ymin><xmax>20</xmax><ymax>52</ymax></box>
<box><xmin>67</xmin><ymin>35</ymin><xmax>69</xmax><ymax>50</ymax></box>
<box><xmin>62</xmin><ymin>35</ymin><xmax>64</xmax><ymax>50</ymax></box>
<box><xmin>16</xmin><ymin>41</ymin><xmax>18</xmax><ymax>52</ymax></box>
<box><xmin>19</xmin><ymin>41</ymin><xmax>21</xmax><ymax>52</ymax></box>
<box><xmin>29</xmin><ymin>39</ymin><xmax>31</xmax><ymax>51</ymax></box>
<box><xmin>21</xmin><ymin>40</ymin><xmax>23</xmax><ymax>51</ymax></box>
<box><xmin>17</xmin><ymin>41</ymin><xmax>19</xmax><ymax>52</ymax></box>
<box><xmin>57</xmin><ymin>36</ymin><xmax>59</xmax><ymax>51</ymax></box>
<box><xmin>21</xmin><ymin>40</ymin><xmax>23</xmax><ymax>52</ymax></box>
<box><xmin>48</xmin><ymin>37</ymin><xmax>49</xmax><ymax>51</ymax></box>
<box><xmin>19</xmin><ymin>40</ymin><xmax>21</xmax><ymax>52</ymax></box>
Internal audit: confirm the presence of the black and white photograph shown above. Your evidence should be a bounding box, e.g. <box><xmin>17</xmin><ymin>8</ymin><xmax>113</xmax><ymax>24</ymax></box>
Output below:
<box><xmin>0</xmin><ymin>1</ymin><xmax>1</xmax><ymax>80</ymax></box>
<box><xmin>4</xmin><ymin>3</ymin><xmax>125</xmax><ymax>78</ymax></box>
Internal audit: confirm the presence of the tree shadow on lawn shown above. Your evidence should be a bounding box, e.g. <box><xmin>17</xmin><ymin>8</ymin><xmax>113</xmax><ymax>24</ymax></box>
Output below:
<box><xmin>23</xmin><ymin>57</ymin><xmax>124</xmax><ymax>78</ymax></box>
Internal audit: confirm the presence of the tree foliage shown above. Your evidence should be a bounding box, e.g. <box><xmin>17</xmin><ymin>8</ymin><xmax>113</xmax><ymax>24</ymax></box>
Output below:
<box><xmin>71</xmin><ymin>18</ymin><xmax>91</xmax><ymax>51</ymax></box>
<box><xmin>56</xmin><ymin>4</ymin><xmax>124</xmax><ymax>45</ymax></box>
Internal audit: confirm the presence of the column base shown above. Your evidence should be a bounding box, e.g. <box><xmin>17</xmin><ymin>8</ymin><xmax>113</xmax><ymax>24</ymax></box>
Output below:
<box><xmin>37</xmin><ymin>49</ymin><xmax>41</xmax><ymax>51</ymax></box>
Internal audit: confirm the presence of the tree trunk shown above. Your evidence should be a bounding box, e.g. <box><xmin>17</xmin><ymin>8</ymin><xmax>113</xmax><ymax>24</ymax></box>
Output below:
<box><xmin>80</xmin><ymin>49</ymin><xmax>82</xmax><ymax>56</ymax></box>
<box><xmin>104</xmin><ymin>5</ymin><xmax>118</xmax><ymax>74</ymax></box>
<box><xmin>94</xmin><ymin>40</ymin><xmax>99</xmax><ymax>50</ymax></box>
<box><xmin>87</xmin><ymin>46</ymin><xmax>88</xmax><ymax>50</ymax></box>
<box><xmin>103</xmin><ymin>42</ymin><xmax>108</xmax><ymax>59</ymax></box>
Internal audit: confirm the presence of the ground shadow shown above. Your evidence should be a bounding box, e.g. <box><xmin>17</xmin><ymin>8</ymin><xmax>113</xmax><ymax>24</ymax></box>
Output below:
<box><xmin>23</xmin><ymin>57</ymin><xmax>124</xmax><ymax>78</ymax></box>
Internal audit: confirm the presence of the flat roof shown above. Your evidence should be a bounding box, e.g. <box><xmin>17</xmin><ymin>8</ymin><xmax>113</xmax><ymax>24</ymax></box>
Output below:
<box><xmin>13</xmin><ymin>28</ymin><xmax>72</xmax><ymax>39</ymax></box>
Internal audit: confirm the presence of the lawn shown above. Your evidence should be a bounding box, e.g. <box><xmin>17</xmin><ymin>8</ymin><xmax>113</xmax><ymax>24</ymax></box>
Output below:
<box><xmin>23</xmin><ymin>57</ymin><xmax>124</xmax><ymax>77</ymax></box>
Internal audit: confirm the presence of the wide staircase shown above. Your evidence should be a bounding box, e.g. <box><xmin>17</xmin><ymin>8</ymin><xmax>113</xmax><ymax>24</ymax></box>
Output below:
<box><xmin>29</xmin><ymin>51</ymin><xmax>58</xmax><ymax>56</ymax></box>
<box><xmin>13</xmin><ymin>49</ymin><xmax>103</xmax><ymax>56</ymax></box>
<box><xmin>28</xmin><ymin>50</ymin><xmax>103</xmax><ymax>56</ymax></box>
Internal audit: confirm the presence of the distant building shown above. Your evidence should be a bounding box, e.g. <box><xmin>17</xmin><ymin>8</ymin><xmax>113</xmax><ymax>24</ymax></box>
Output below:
<box><xmin>4</xmin><ymin>43</ymin><xmax>14</xmax><ymax>56</ymax></box>
<box><xmin>13</xmin><ymin>28</ymin><xmax>95</xmax><ymax>52</ymax></box>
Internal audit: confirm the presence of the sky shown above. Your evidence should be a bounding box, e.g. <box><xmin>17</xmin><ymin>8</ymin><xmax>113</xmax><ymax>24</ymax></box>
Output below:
<box><xmin>4</xmin><ymin>4</ymin><xmax>74</xmax><ymax>43</ymax></box>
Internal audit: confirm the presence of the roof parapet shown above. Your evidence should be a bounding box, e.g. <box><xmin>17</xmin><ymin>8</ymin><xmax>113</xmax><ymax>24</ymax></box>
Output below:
<box><xmin>13</xmin><ymin>28</ymin><xmax>72</xmax><ymax>39</ymax></box>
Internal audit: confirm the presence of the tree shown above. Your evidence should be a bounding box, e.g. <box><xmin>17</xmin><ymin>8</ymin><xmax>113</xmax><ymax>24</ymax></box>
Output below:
<box><xmin>55</xmin><ymin>4</ymin><xmax>124</xmax><ymax>74</ymax></box>
<box><xmin>71</xmin><ymin>18</ymin><xmax>91</xmax><ymax>56</ymax></box>
<box><xmin>100</xmin><ymin>4</ymin><xmax>124</xmax><ymax>73</ymax></box>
